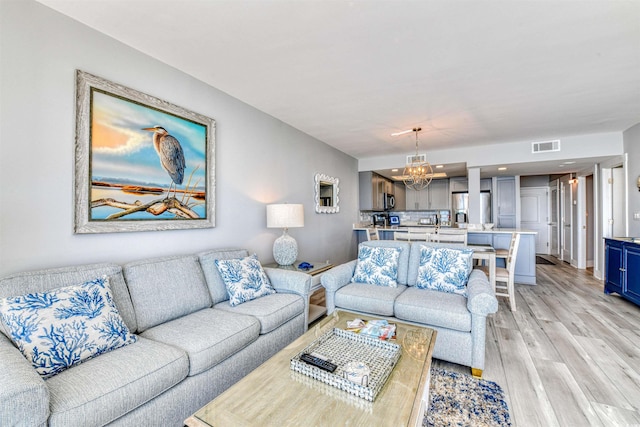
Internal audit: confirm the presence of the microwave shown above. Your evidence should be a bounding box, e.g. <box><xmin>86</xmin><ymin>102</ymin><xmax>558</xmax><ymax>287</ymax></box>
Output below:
<box><xmin>384</xmin><ymin>193</ymin><xmax>396</xmax><ymax>210</ymax></box>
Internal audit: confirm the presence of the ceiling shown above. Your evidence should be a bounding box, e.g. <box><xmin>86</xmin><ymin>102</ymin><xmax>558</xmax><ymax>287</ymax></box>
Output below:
<box><xmin>37</xmin><ymin>0</ymin><xmax>640</xmax><ymax>177</ymax></box>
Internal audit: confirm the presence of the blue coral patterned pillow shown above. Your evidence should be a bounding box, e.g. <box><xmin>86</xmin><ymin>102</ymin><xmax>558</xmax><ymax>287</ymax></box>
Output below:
<box><xmin>215</xmin><ymin>254</ymin><xmax>275</xmax><ymax>306</ymax></box>
<box><xmin>0</xmin><ymin>277</ymin><xmax>137</xmax><ymax>379</ymax></box>
<box><xmin>351</xmin><ymin>246</ymin><xmax>402</xmax><ymax>287</ymax></box>
<box><xmin>416</xmin><ymin>246</ymin><xmax>474</xmax><ymax>296</ymax></box>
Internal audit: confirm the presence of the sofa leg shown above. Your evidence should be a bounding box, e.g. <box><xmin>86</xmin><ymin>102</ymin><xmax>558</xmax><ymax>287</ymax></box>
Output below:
<box><xmin>471</xmin><ymin>368</ymin><xmax>482</xmax><ymax>379</ymax></box>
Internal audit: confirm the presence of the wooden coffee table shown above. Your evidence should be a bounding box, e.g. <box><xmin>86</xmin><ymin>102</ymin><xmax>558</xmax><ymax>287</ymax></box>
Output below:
<box><xmin>185</xmin><ymin>310</ymin><xmax>436</xmax><ymax>427</ymax></box>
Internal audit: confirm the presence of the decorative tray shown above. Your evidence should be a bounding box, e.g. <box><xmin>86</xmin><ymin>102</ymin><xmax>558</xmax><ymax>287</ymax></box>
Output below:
<box><xmin>290</xmin><ymin>328</ymin><xmax>401</xmax><ymax>401</ymax></box>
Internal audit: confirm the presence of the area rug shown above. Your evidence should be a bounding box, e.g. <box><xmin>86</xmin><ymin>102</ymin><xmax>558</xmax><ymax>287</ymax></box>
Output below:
<box><xmin>424</xmin><ymin>368</ymin><xmax>511</xmax><ymax>427</ymax></box>
<box><xmin>536</xmin><ymin>255</ymin><xmax>555</xmax><ymax>265</ymax></box>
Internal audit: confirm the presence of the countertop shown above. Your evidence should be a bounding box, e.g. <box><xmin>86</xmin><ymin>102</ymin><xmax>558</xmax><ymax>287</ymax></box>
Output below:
<box><xmin>606</xmin><ymin>237</ymin><xmax>640</xmax><ymax>243</ymax></box>
<box><xmin>353</xmin><ymin>226</ymin><xmax>537</xmax><ymax>234</ymax></box>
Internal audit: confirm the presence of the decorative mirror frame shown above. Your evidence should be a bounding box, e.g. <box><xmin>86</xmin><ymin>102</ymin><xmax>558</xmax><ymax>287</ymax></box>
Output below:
<box><xmin>314</xmin><ymin>173</ymin><xmax>339</xmax><ymax>214</ymax></box>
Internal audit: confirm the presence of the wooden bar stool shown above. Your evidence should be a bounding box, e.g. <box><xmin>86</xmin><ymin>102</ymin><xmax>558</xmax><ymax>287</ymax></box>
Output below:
<box><xmin>479</xmin><ymin>232</ymin><xmax>520</xmax><ymax>311</ymax></box>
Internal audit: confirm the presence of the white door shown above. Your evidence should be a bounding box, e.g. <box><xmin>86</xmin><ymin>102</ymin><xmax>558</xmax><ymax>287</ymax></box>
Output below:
<box><xmin>521</xmin><ymin>187</ymin><xmax>549</xmax><ymax>254</ymax></box>
<box><xmin>561</xmin><ymin>181</ymin><xmax>572</xmax><ymax>262</ymax></box>
<box><xmin>548</xmin><ymin>180</ymin><xmax>560</xmax><ymax>257</ymax></box>
<box><xmin>612</xmin><ymin>166</ymin><xmax>625</xmax><ymax>237</ymax></box>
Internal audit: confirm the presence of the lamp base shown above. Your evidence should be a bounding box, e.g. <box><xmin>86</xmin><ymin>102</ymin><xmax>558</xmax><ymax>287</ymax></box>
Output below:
<box><xmin>273</xmin><ymin>229</ymin><xmax>298</xmax><ymax>266</ymax></box>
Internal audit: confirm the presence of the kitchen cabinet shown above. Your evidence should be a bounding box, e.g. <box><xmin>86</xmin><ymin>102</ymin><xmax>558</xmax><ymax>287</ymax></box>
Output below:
<box><xmin>605</xmin><ymin>238</ymin><xmax>640</xmax><ymax>307</ymax></box>
<box><xmin>405</xmin><ymin>179</ymin><xmax>449</xmax><ymax>210</ymax></box>
<box><xmin>429</xmin><ymin>179</ymin><xmax>450</xmax><ymax>209</ymax></box>
<box><xmin>449</xmin><ymin>178</ymin><xmax>468</xmax><ymax>192</ymax></box>
<box><xmin>496</xmin><ymin>177</ymin><xmax>516</xmax><ymax>228</ymax></box>
<box><xmin>449</xmin><ymin>178</ymin><xmax>491</xmax><ymax>193</ymax></box>
<box><xmin>359</xmin><ymin>172</ymin><xmax>393</xmax><ymax>211</ymax></box>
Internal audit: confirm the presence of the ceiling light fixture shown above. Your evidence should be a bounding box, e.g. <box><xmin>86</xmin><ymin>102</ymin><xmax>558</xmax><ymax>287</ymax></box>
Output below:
<box><xmin>401</xmin><ymin>127</ymin><xmax>433</xmax><ymax>190</ymax></box>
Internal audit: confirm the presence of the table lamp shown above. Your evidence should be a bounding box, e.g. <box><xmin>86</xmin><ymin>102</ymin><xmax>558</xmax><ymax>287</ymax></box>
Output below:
<box><xmin>266</xmin><ymin>204</ymin><xmax>304</xmax><ymax>266</ymax></box>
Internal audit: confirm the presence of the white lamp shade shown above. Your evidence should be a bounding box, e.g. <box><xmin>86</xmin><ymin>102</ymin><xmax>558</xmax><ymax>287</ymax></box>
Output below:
<box><xmin>266</xmin><ymin>204</ymin><xmax>304</xmax><ymax>228</ymax></box>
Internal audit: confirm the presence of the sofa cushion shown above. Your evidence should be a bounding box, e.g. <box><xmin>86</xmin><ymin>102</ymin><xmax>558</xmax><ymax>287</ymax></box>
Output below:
<box><xmin>415</xmin><ymin>246</ymin><xmax>473</xmax><ymax>296</ymax></box>
<box><xmin>215</xmin><ymin>254</ymin><xmax>275</xmax><ymax>306</ymax></box>
<box><xmin>360</xmin><ymin>240</ymin><xmax>411</xmax><ymax>285</ymax></box>
<box><xmin>0</xmin><ymin>277</ymin><xmax>137</xmax><ymax>379</ymax></box>
<box><xmin>0</xmin><ymin>263</ymin><xmax>137</xmax><ymax>332</ymax></box>
<box><xmin>199</xmin><ymin>249</ymin><xmax>250</xmax><ymax>304</ymax></box>
<box><xmin>351</xmin><ymin>246</ymin><xmax>402</xmax><ymax>287</ymax></box>
<box><xmin>335</xmin><ymin>283</ymin><xmax>407</xmax><ymax>316</ymax></box>
<box><xmin>140</xmin><ymin>308</ymin><xmax>260</xmax><ymax>376</ymax></box>
<box><xmin>46</xmin><ymin>337</ymin><xmax>188</xmax><ymax>427</ymax></box>
<box><xmin>214</xmin><ymin>293</ymin><xmax>304</xmax><ymax>334</ymax></box>
<box><xmin>394</xmin><ymin>287</ymin><xmax>472</xmax><ymax>332</ymax></box>
<box><xmin>123</xmin><ymin>255</ymin><xmax>212</xmax><ymax>332</ymax></box>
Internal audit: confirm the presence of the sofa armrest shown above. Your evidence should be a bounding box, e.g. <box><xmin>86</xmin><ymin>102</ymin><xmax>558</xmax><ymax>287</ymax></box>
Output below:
<box><xmin>467</xmin><ymin>269</ymin><xmax>498</xmax><ymax>315</ymax></box>
<box><xmin>0</xmin><ymin>334</ymin><xmax>50</xmax><ymax>426</ymax></box>
<box><xmin>320</xmin><ymin>260</ymin><xmax>357</xmax><ymax>292</ymax></box>
<box><xmin>264</xmin><ymin>268</ymin><xmax>312</xmax><ymax>298</ymax></box>
<box><xmin>320</xmin><ymin>260</ymin><xmax>357</xmax><ymax>314</ymax></box>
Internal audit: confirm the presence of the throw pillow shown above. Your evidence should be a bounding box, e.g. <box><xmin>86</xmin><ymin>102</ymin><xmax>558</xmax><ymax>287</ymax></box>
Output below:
<box><xmin>215</xmin><ymin>254</ymin><xmax>275</xmax><ymax>306</ymax></box>
<box><xmin>416</xmin><ymin>246</ymin><xmax>474</xmax><ymax>296</ymax></box>
<box><xmin>0</xmin><ymin>277</ymin><xmax>137</xmax><ymax>379</ymax></box>
<box><xmin>351</xmin><ymin>245</ymin><xmax>402</xmax><ymax>287</ymax></box>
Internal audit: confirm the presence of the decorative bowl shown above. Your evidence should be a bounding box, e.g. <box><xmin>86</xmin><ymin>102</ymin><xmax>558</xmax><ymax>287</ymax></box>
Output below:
<box><xmin>483</xmin><ymin>223</ymin><xmax>494</xmax><ymax>230</ymax></box>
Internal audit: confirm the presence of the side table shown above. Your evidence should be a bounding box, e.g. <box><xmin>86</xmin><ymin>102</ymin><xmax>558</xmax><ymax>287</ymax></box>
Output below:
<box><xmin>264</xmin><ymin>260</ymin><xmax>334</xmax><ymax>324</ymax></box>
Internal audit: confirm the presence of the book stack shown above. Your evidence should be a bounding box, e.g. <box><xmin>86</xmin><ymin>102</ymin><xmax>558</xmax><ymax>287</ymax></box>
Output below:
<box><xmin>346</xmin><ymin>319</ymin><xmax>396</xmax><ymax>341</ymax></box>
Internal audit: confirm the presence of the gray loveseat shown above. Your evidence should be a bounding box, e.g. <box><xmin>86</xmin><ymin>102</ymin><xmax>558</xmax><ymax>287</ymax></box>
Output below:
<box><xmin>321</xmin><ymin>240</ymin><xmax>498</xmax><ymax>378</ymax></box>
<box><xmin>0</xmin><ymin>248</ymin><xmax>311</xmax><ymax>427</ymax></box>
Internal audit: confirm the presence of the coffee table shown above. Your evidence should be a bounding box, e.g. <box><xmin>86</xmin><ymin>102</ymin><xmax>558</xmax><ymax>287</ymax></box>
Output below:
<box><xmin>184</xmin><ymin>310</ymin><xmax>436</xmax><ymax>427</ymax></box>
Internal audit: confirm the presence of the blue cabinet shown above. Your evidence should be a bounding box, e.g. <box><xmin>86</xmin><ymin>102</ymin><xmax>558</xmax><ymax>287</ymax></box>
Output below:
<box><xmin>604</xmin><ymin>238</ymin><xmax>640</xmax><ymax>307</ymax></box>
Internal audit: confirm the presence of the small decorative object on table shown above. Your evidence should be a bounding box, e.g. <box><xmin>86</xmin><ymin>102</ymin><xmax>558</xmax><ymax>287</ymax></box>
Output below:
<box><xmin>290</xmin><ymin>328</ymin><xmax>400</xmax><ymax>401</ymax></box>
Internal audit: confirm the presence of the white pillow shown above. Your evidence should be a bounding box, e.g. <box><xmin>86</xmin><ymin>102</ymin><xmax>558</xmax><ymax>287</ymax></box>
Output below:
<box><xmin>351</xmin><ymin>245</ymin><xmax>402</xmax><ymax>287</ymax></box>
<box><xmin>215</xmin><ymin>254</ymin><xmax>275</xmax><ymax>306</ymax></box>
<box><xmin>416</xmin><ymin>246</ymin><xmax>473</xmax><ymax>296</ymax></box>
<box><xmin>0</xmin><ymin>277</ymin><xmax>137</xmax><ymax>379</ymax></box>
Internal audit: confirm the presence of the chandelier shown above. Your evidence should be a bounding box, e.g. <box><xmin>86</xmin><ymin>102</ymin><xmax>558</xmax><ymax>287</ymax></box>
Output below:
<box><xmin>402</xmin><ymin>127</ymin><xmax>433</xmax><ymax>190</ymax></box>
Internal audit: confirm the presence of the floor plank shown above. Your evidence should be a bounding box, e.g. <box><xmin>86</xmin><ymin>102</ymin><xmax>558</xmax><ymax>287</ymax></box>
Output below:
<box><xmin>434</xmin><ymin>258</ymin><xmax>640</xmax><ymax>426</ymax></box>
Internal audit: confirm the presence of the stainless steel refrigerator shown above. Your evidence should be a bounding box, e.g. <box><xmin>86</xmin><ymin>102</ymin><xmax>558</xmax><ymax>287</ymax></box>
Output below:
<box><xmin>452</xmin><ymin>192</ymin><xmax>491</xmax><ymax>226</ymax></box>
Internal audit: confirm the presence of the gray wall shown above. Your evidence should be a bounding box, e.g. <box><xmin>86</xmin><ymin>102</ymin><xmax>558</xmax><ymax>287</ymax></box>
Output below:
<box><xmin>624</xmin><ymin>122</ymin><xmax>640</xmax><ymax>236</ymax></box>
<box><xmin>0</xmin><ymin>1</ymin><xmax>358</xmax><ymax>277</ymax></box>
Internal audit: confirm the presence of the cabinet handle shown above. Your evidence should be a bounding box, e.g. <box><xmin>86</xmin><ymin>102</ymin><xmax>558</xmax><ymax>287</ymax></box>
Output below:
<box><xmin>619</xmin><ymin>268</ymin><xmax>626</xmax><ymax>272</ymax></box>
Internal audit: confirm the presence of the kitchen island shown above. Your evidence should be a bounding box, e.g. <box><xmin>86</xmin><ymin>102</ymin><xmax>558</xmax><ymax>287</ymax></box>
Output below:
<box><xmin>353</xmin><ymin>226</ymin><xmax>537</xmax><ymax>285</ymax></box>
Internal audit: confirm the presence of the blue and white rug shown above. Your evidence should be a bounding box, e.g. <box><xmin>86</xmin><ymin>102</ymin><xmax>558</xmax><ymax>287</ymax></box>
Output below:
<box><xmin>424</xmin><ymin>368</ymin><xmax>511</xmax><ymax>427</ymax></box>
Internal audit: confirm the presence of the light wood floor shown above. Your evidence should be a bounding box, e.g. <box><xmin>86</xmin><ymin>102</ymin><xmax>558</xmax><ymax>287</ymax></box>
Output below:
<box><xmin>432</xmin><ymin>258</ymin><xmax>640</xmax><ymax>427</ymax></box>
<box><xmin>310</xmin><ymin>260</ymin><xmax>640</xmax><ymax>426</ymax></box>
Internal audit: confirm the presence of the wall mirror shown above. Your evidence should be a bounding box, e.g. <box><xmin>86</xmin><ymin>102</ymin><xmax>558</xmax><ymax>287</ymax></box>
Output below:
<box><xmin>315</xmin><ymin>173</ymin><xmax>339</xmax><ymax>214</ymax></box>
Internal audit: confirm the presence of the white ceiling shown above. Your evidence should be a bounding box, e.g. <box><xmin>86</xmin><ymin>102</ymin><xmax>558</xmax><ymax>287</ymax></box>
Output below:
<box><xmin>37</xmin><ymin>0</ymin><xmax>640</xmax><ymax>176</ymax></box>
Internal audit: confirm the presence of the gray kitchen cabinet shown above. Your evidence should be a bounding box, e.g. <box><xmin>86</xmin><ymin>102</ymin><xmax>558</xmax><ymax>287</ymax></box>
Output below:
<box><xmin>405</xmin><ymin>187</ymin><xmax>429</xmax><ymax>210</ymax></box>
<box><xmin>496</xmin><ymin>176</ymin><xmax>516</xmax><ymax>228</ymax></box>
<box><xmin>359</xmin><ymin>171</ymin><xmax>393</xmax><ymax>211</ymax></box>
<box><xmin>405</xmin><ymin>179</ymin><xmax>449</xmax><ymax>210</ymax></box>
<box><xmin>429</xmin><ymin>179</ymin><xmax>450</xmax><ymax>209</ymax></box>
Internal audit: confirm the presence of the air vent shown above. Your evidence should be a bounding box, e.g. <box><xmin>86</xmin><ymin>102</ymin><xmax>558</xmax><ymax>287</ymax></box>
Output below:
<box><xmin>406</xmin><ymin>154</ymin><xmax>427</xmax><ymax>164</ymax></box>
<box><xmin>532</xmin><ymin>140</ymin><xmax>560</xmax><ymax>153</ymax></box>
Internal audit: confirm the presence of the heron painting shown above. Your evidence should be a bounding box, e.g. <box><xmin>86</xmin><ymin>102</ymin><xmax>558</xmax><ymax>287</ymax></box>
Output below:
<box><xmin>74</xmin><ymin>70</ymin><xmax>215</xmax><ymax>234</ymax></box>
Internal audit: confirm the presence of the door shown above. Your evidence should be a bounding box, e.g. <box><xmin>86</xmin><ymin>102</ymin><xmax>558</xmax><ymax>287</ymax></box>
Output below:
<box><xmin>612</xmin><ymin>166</ymin><xmax>625</xmax><ymax>237</ymax></box>
<box><xmin>561</xmin><ymin>180</ymin><xmax>572</xmax><ymax>262</ymax></box>
<box><xmin>548</xmin><ymin>180</ymin><xmax>560</xmax><ymax>257</ymax></box>
<box><xmin>521</xmin><ymin>187</ymin><xmax>549</xmax><ymax>254</ymax></box>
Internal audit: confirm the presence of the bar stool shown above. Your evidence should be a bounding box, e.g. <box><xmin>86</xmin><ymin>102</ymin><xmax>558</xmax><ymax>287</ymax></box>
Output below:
<box><xmin>479</xmin><ymin>232</ymin><xmax>520</xmax><ymax>311</ymax></box>
<box><xmin>366</xmin><ymin>228</ymin><xmax>380</xmax><ymax>241</ymax></box>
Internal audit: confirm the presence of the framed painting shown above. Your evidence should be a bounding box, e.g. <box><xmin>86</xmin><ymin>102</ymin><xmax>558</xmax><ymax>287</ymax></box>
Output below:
<box><xmin>74</xmin><ymin>70</ymin><xmax>215</xmax><ymax>233</ymax></box>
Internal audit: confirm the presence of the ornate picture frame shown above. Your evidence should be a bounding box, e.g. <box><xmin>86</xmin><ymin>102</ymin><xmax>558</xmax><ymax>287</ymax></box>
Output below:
<box><xmin>314</xmin><ymin>173</ymin><xmax>339</xmax><ymax>214</ymax></box>
<box><xmin>74</xmin><ymin>70</ymin><xmax>215</xmax><ymax>233</ymax></box>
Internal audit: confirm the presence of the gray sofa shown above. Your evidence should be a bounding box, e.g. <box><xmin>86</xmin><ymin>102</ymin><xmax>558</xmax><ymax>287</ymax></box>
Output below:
<box><xmin>321</xmin><ymin>240</ymin><xmax>498</xmax><ymax>377</ymax></box>
<box><xmin>0</xmin><ymin>248</ymin><xmax>311</xmax><ymax>427</ymax></box>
